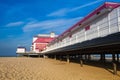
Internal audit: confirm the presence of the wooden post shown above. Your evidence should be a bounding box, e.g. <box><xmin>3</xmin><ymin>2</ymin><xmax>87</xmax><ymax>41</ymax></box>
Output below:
<box><xmin>54</xmin><ymin>55</ymin><xmax>56</xmax><ymax>60</ymax></box>
<box><xmin>17</xmin><ymin>54</ymin><xmax>19</xmax><ymax>57</ymax></box>
<box><xmin>112</xmin><ymin>54</ymin><xmax>115</xmax><ymax>61</ymax></box>
<box><xmin>38</xmin><ymin>54</ymin><xmax>40</xmax><ymax>57</ymax></box>
<box><xmin>80</xmin><ymin>59</ymin><xmax>83</xmax><ymax>67</ymax></box>
<box><xmin>43</xmin><ymin>55</ymin><xmax>45</xmax><ymax>58</ymax></box>
<box><xmin>100</xmin><ymin>54</ymin><xmax>103</xmax><ymax>61</ymax></box>
<box><xmin>80</xmin><ymin>54</ymin><xmax>83</xmax><ymax>67</ymax></box>
<box><xmin>27</xmin><ymin>54</ymin><xmax>29</xmax><ymax>57</ymax></box>
<box><xmin>84</xmin><ymin>54</ymin><xmax>87</xmax><ymax>63</ymax></box>
<box><xmin>113</xmin><ymin>62</ymin><xmax>117</xmax><ymax>75</ymax></box>
<box><xmin>100</xmin><ymin>53</ymin><xmax>105</xmax><ymax>62</ymax></box>
<box><xmin>85</xmin><ymin>54</ymin><xmax>87</xmax><ymax>60</ymax></box>
<box><xmin>67</xmin><ymin>55</ymin><xmax>70</xmax><ymax>63</ymax></box>
<box><xmin>88</xmin><ymin>54</ymin><xmax>91</xmax><ymax>60</ymax></box>
<box><xmin>117</xmin><ymin>54</ymin><xmax>119</xmax><ymax>62</ymax></box>
<box><xmin>59</xmin><ymin>55</ymin><xmax>62</xmax><ymax>61</ymax></box>
<box><xmin>44</xmin><ymin>55</ymin><xmax>48</xmax><ymax>59</ymax></box>
<box><xmin>103</xmin><ymin>53</ymin><xmax>105</xmax><ymax>63</ymax></box>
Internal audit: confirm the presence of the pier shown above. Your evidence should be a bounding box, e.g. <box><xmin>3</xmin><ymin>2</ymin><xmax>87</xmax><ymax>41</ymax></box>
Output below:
<box><xmin>17</xmin><ymin>2</ymin><xmax>120</xmax><ymax>75</ymax></box>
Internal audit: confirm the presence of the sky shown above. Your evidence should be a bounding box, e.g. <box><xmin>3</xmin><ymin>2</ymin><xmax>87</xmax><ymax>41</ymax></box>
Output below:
<box><xmin>0</xmin><ymin>0</ymin><xmax>120</xmax><ymax>56</ymax></box>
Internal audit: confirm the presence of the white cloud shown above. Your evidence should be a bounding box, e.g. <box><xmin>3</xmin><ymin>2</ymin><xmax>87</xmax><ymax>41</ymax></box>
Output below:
<box><xmin>47</xmin><ymin>0</ymin><xmax>104</xmax><ymax>17</ymax></box>
<box><xmin>6</xmin><ymin>21</ymin><xmax>24</xmax><ymax>27</ymax></box>
<box><xmin>47</xmin><ymin>8</ymin><xmax>70</xmax><ymax>17</ymax></box>
<box><xmin>71</xmin><ymin>0</ymin><xmax>104</xmax><ymax>11</ymax></box>
<box><xmin>23</xmin><ymin>17</ymin><xmax>83</xmax><ymax>32</ymax></box>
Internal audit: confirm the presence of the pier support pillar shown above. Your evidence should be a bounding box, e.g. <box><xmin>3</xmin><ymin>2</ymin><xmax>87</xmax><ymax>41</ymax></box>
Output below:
<box><xmin>43</xmin><ymin>55</ymin><xmax>48</xmax><ymax>59</ymax></box>
<box><xmin>100</xmin><ymin>54</ymin><xmax>103</xmax><ymax>60</ymax></box>
<box><xmin>117</xmin><ymin>54</ymin><xmax>119</xmax><ymax>62</ymax></box>
<box><xmin>88</xmin><ymin>54</ymin><xmax>91</xmax><ymax>60</ymax></box>
<box><xmin>112</xmin><ymin>54</ymin><xmax>115</xmax><ymax>61</ymax></box>
<box><xmin>80</xmin><ymin>59</ymin><xmax>83</xmax><ymax>67</ymax></box>
<box><xmin>85</xmin><ymin>54</ymin><xmax>87</xmax><ymax>60</ymax></box>
<box><xmin>54</xmin><ymin>55</ymin><xmax>56</xmax><ymax>60</ymax></box>
<box><xmin>100</xmin><ymin>53</ymin><xmax>105</xmax><ymax>62</ymax></box>
<box><xmin>27</xmin><ymin>54</ymin><xmax>29</xmax><ymax>57</ymax></box>
<box><xmin>17</xmin><ymin>54</ymin><xmax>19</xmax><ymax>57</ymax></box>
<box><xmin>38</xmin><ymin>54</ymin><xmax>40</xmax><ymax>57</ymax></box>
<box><xmin>113</xmin><ymin>62</ymin><xmax>117</xmax><ymax>75</ymax></box>
<box><xmin>80</xmin><ymin>54</ymin><xmax>83</xmax><ymax>67</ymax></box>
<box><xmin>67</xmin><ymin>55</ymin><xmax>70</xmax><ymax>63</ymax></box>
<box><xmin>59</xmin><ymin>55</ymin><xmax>62</xmax><ymax>61</ymax></box>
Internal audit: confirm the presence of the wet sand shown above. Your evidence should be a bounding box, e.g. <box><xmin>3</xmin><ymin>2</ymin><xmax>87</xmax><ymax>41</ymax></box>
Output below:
<box><xmin>0</xmin><ymin>57</ymin><xmax>120</xmax><ymax>80</ymax></box>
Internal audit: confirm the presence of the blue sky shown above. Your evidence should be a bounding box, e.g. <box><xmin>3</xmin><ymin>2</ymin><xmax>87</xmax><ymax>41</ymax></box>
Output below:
<box><xmin>0</xmin><ymin>0</ymin><xmax>120</xmax><ymax>56</ymax></box>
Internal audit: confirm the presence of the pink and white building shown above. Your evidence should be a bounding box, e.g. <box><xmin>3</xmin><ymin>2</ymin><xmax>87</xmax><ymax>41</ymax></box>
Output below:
<box><xmin>31</xmin><ymin>32</ymin><xmax>57</xmax><ymax>53</ymax></box>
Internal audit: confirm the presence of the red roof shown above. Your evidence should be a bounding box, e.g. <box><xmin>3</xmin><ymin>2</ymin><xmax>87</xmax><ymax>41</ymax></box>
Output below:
<box><xmin>56</xmin><ymin>2</ymin><xmax>120</xmax><ymax>40</ymax></box>
<box><xmin>34</xmin><ymin>37</ymin><xmax>54</xmax><ymax>43</ymax></box>
<box><xmin>35</xmin><ymin>43</ymin><xmax>47</xmax><ymax>51</ymax></box>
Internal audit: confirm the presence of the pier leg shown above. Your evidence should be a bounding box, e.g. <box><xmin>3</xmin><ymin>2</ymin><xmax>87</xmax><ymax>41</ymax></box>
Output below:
<box><xmin>84</xmin><ymin>54</ymin><xmax>87</xmax><ymax>63</ymax></box>
<box><xmin>43</xmin><ymin>55</ymin><xmax>45</xmax><ymax>58</ymax></box>
<box><xmin>100</xmin><ymin>54</ymin><xmax>103</xmax><ymax>61</ymax></box>
<box><xmin>113</xmin><ymin>62</ymin><xmax>117</xmax><ymax>75</ymax></box>
<box><xmin>103</xmin><ymin>53</ymin><xmax>105</xmax><ymax>63</ymax></box>
<box><xmin>80</xmin><ymin>59</ymin><xmax>83</xmax><ymax>67</ymax></box>
<box><xmin>85</xmin><ymin>54</ymin><xmax>87</xmax><ymax>60</ymax></box>
<box><xmin>117</xmin><ymin>54</ymin><xmax>119</xmax><ymax>62</ymax></box>
<box><xmin>17</xmin><ymin>54</ymin><xmax>19</xmax><ymax>57</ymax></box>
<box><xmin>67</xmin><ymin>55</ymin><xmax>70</xmax><ymax>63</ymax></box>
<box><xmin>59</xmin><ymin>55</ymin><xmax>62</xmax><ymax>61</ymax></box>
<box><xmin>43</xmin><ymin>55</ymin><xmax>48</xmax><ymax>59</ymax></box>
<box><xmin>112</xmin><ymin>54</ymin><xmax>115</xmax><ymax>61</ymax></box>
<box><xmin>88</xmin><ymin>54</ymin><xmax>91</xmax><ymax>60</ymax></box>
<box><xmin>80</xmin><ymin>54</ymin><xmax>83</xmax><ymax>67</ymax></box>
<box><xmin>100</xmin><ymin>53</ymin><xmax>105</xmax><ymax>62</ymax></box>
<box><xmin>27</xmin><ymin>54</ymin><xmax>29</xmax><ymax>57</ymax></box>
<box><xmin>54</xmin><ymin>55</ymin><xmax>56</xmax><ymax>60</ymax></box>
<box><xmin>38</xmin><ymin>54</ymin><xmax>40</xmax><ymax>57</ymax></box>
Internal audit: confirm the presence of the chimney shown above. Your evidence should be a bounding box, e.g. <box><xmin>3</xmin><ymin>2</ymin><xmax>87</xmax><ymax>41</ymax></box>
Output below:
<box><xmin>50</xmin><ymin>32</ymin><xmax>55</xmax><ymax>38</ymax></box>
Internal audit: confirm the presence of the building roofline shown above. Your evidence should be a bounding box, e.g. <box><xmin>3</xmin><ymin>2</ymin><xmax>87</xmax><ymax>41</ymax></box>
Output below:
<box><xmin>33</xmin><ymin>34</ymin><xmax>58</xmax><ymax>38</ymax></box>
<box><xmin>33</xmin><ymin>37</ymin><xmax>55</xmax><ymax>43</ymax></box>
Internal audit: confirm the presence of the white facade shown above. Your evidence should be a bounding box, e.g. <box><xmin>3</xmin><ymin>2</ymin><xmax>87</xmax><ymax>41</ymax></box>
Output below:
<box><xmin>31</xmin><ymin>32</ymin><xmax>57</xmax><ymax>53</ymax></box>
<box><xmin>33</xmin><ymin>37</ymin><xmax>37</xmax><ymax>43</ymax></box>
<box><xmin>16</xmin><ymin>47</ymin><xmax>26</xmax><ymax>53</ymax></box>
<box><xmin>42</xmin><ymin>5</ymin><xmax>120</xmax><ymax>53</ymax></box>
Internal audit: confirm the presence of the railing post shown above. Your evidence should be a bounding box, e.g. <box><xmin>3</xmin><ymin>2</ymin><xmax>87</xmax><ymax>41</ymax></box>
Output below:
<box><xmin>85</xmin><ymin>31</ymin><xmax>87</xmax><ymax>40</ymax></box>
<box><xmin>108</xmin><ymin>13</ymin><xmax>111</xmax><ymax>34</ymax></box>
<box><xmin>117</xmin><ymin>8</ymin><xmax>120</xmax><ymax>32</ymax></box>
<box><xmin>76</xmin><ymin>34</ymin><xmax>78</xmax><ymax>43</ymax></box>
<box><xmin>97</xmin><ymin>25</ymin><xmax>100</xmax><ymax>37</ymax></box>
<box><xmin>70</xmin><ymin>38</ymin><xmax>71</xmax><ymax>44</ymax></box>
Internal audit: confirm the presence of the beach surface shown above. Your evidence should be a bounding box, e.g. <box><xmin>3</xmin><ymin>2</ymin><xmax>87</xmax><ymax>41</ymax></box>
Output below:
<box><xmin>0</xmin><ymin>57</ymin><xmax>120</xmax><ymax>80</ymax></box>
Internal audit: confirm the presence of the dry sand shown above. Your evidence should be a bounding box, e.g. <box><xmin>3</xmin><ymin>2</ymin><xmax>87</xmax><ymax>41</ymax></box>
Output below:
<box><xmin>0</xmin><ymin>57</ymin><xmax>120</xmax><ymax>80</ymax></box>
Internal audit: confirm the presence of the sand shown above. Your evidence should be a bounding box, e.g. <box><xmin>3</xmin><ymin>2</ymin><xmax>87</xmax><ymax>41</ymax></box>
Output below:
<box><xmin>0</xmin><ymin>57</ymin><xmax>120</xmax><ymax>80</ymax></box>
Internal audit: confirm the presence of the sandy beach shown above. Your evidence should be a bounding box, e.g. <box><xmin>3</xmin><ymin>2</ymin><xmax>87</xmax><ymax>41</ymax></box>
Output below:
<box><xmin>0</xmin><ymin>57</ymin><xmax>120</xmax><ymax>80</ymax></box>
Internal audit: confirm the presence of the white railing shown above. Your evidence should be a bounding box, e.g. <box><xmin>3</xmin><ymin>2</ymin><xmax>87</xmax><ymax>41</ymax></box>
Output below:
<box><xmin>42</xmin><ymin>7</ymin><xmax>120</xmax><ymax>53</ymax></box>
